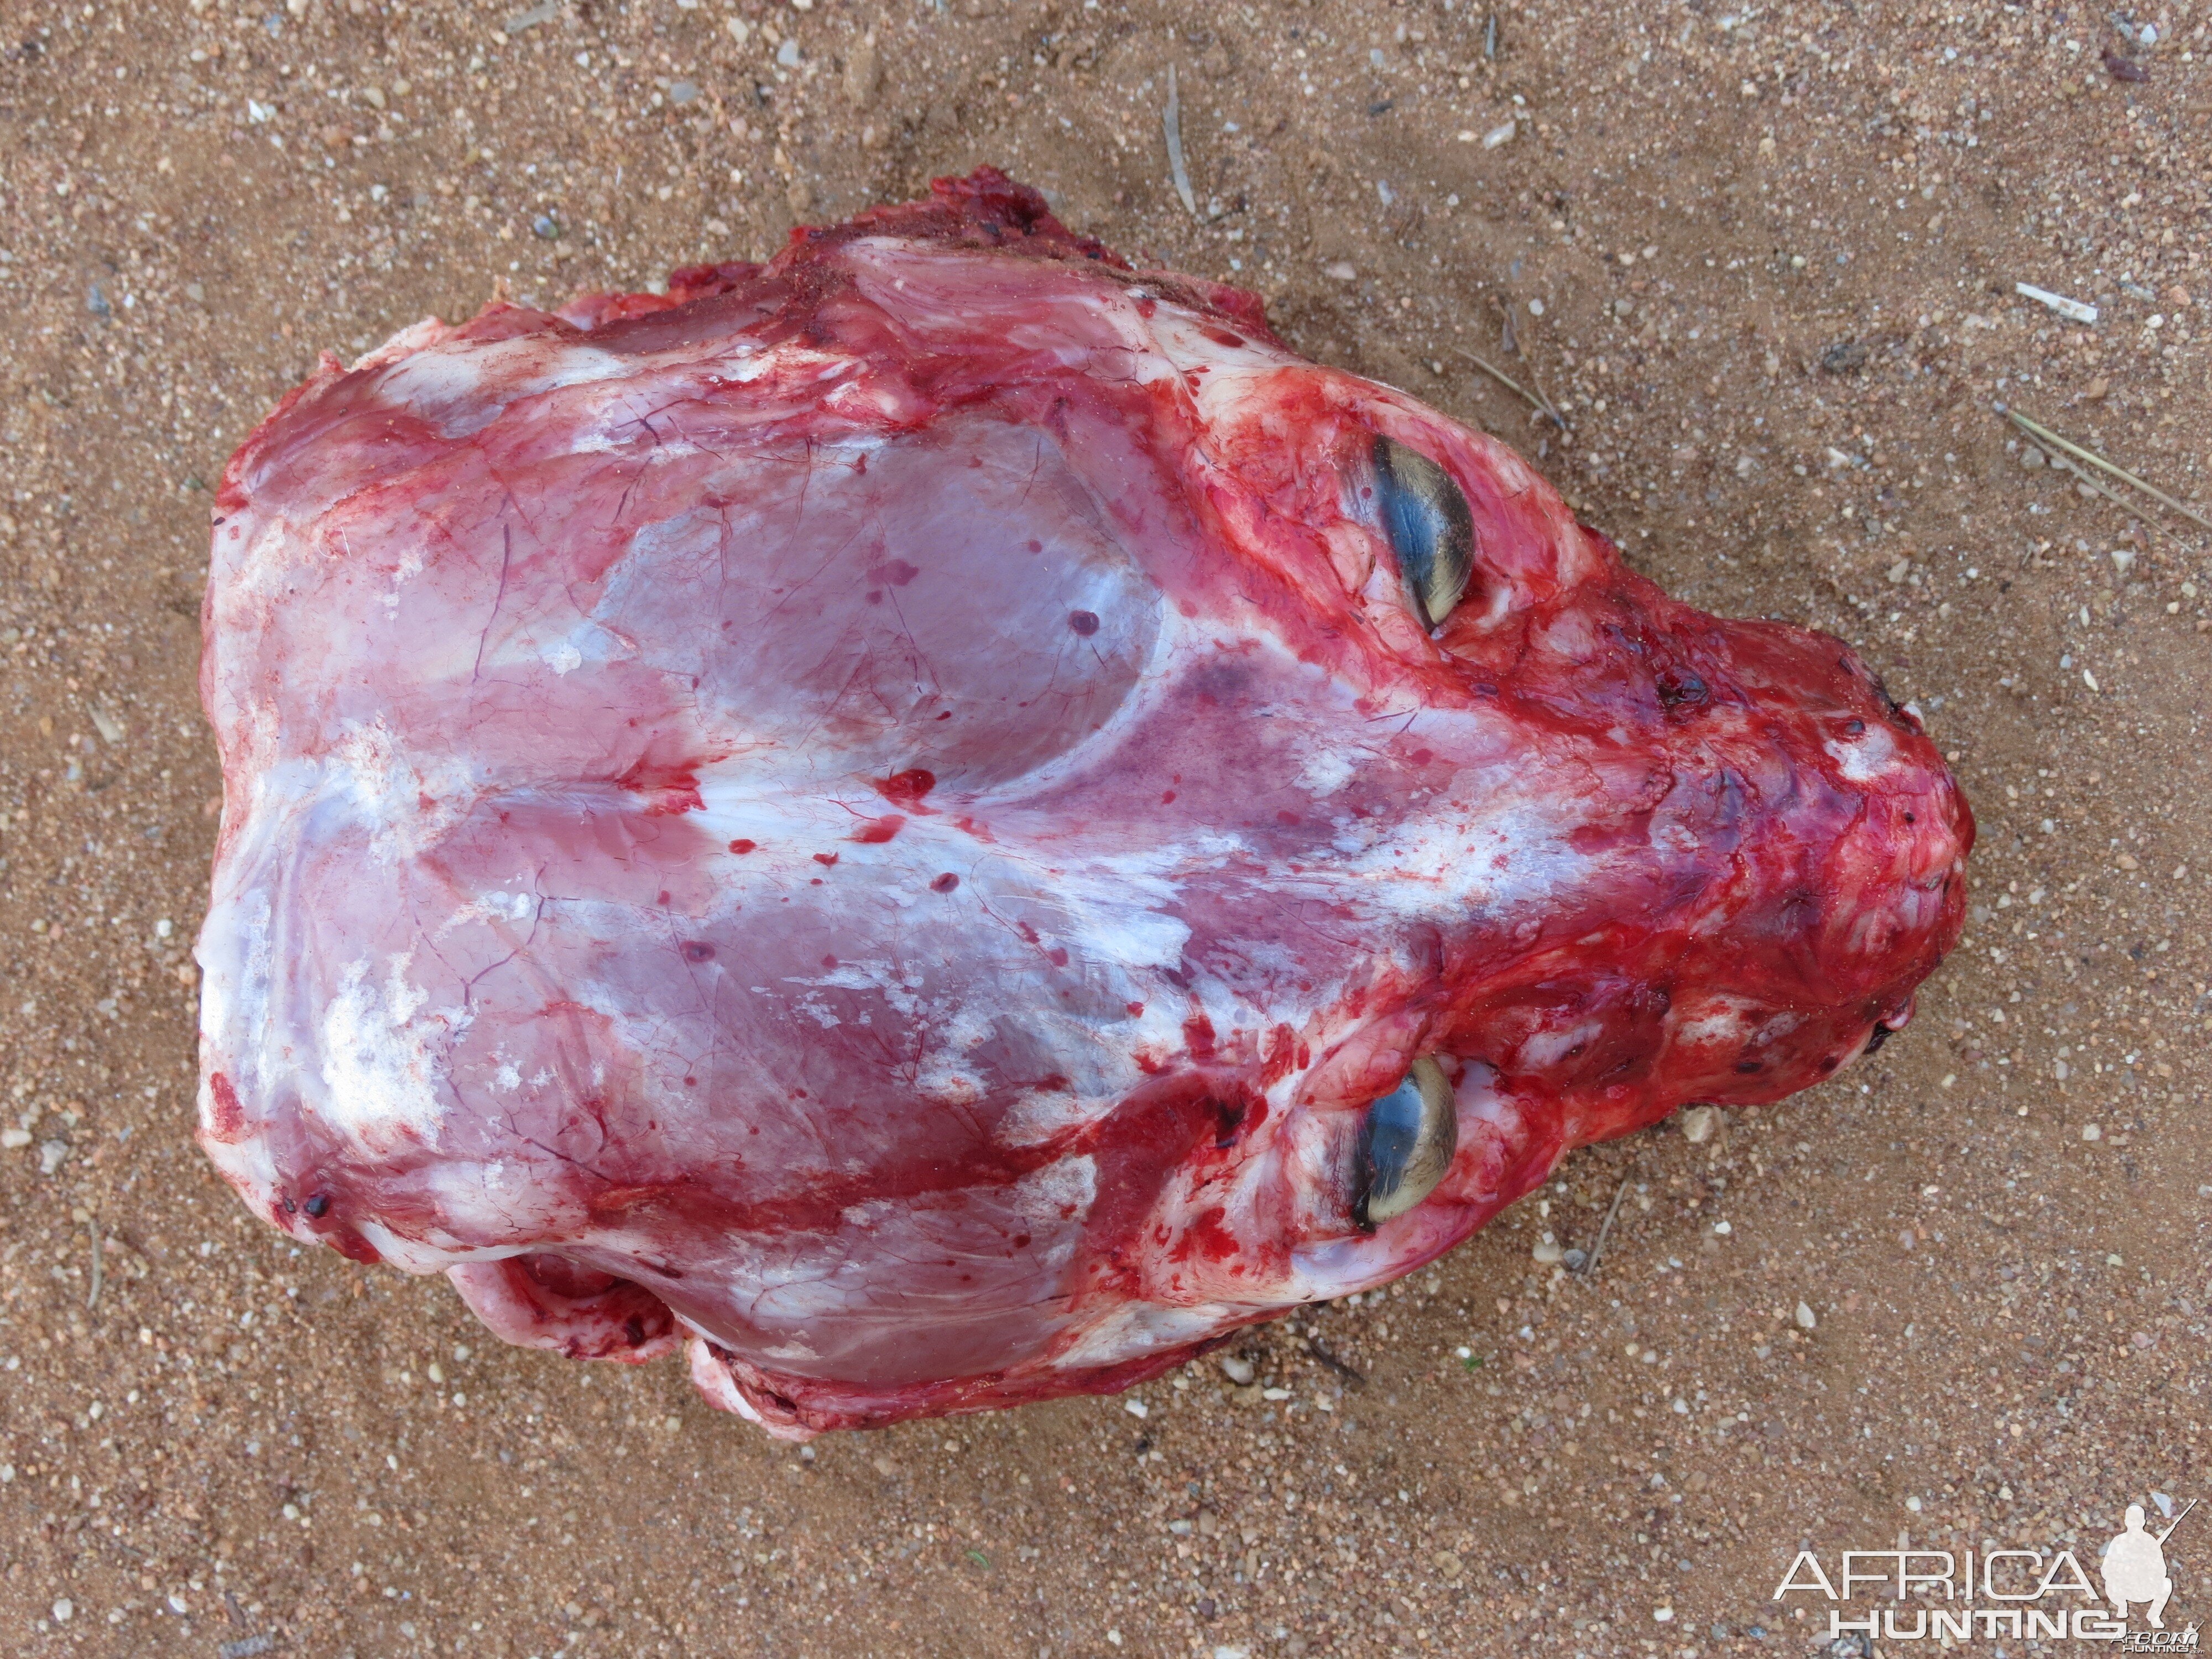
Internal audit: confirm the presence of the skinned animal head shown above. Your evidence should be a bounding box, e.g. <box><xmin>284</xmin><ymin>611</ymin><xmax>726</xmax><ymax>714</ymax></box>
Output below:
<box><xmin>198</xmin><ymin>170</ymin><xmax>1970</xmax><ymax>1434</ymax></box>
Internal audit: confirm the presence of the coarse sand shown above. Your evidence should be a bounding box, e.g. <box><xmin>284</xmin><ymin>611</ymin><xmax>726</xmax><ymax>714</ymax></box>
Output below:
<box><xmin>0</xmin><ymin>1</ymin><xmax>2206</xmax><ymax>1655</ymax></box>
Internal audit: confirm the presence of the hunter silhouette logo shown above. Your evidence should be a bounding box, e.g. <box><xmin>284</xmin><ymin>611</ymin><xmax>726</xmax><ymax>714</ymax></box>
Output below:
<box><xmin>2104</xmin><ymin>1501</ymin><xmax>2191</xmax><ymax>1630</ymax></box>
<box><xmin>1775</xmin><ymin>1495</ymin><xmax>2198</xmax><ymax>1646</ymax></box>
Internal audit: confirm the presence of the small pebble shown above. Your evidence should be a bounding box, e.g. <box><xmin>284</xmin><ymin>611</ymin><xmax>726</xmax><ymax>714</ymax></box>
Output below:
<box><xmin>1217</xmin><ymin>1354</ymin><xmax>1255</xmax><ymax>1386</ymax></box>
<box><xmin>2081</xmin><ymin>1123</ymin><xmax>2102</xmax><ymax>1142</ymax></box>
<box><xmin>844</xmin><ymin>35</ymin><xmax>881</xmax><ymax>105</ymax></box>
<box><xmin>1795</xmin><ymin>1301</ymin><xmax>1817</xmax><ymax>1331</ymax></box>
<box><xmin>1678</xmin><ymin>1105</ymin><xmax>1719</xmax><ymax>1143</ymax></box>
<box><xmin>53</xmin><ymin>1598</ymin><xmax>74</xmax><ymax>1623</ymax></box>
<box><xmin>1654</xmin><ymin>1606</ymin><xmax>1674</xmax><ymax>1623</ymax></box>
<box><xmin>1124</xmin><ymin>1397</ymin><xmax>1148</xmax><ymax>1419</ymax></box>
<box><xmin>38</xmin><ymin>1140</ymin><xmax>69</xmax><ymax>1176</ymax></box>
<box><xmin>1532</xmin><ymin>1238</ymin><xmax>1564</xmax><ymax>1265</ymax></box>
<box><xmin>503</xmin><ymin>0</ymin><xmax>560</xmax><ymax>33</ymax></box>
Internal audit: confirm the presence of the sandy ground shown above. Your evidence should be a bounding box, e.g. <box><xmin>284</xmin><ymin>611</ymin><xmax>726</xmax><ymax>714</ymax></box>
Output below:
<box><xmin>2</xmin><ymin>0</ymin><xmax>2209</xmax><ymax>1655</ymax></box>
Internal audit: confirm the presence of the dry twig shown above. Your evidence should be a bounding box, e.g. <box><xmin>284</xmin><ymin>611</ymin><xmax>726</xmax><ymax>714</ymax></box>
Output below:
<box><xmin>1578</xmin><ymin>1177</ymin><xmax>1632</xmax><ymax>1279</ymax></box>
<box><xmin>1453</xmin><ymin>346</ymin><xmax>1568</xmax><ymax>430</ymax></box>
<box><xmin>2004</xmin><ymin>406</ymin><xmax>2212</xmax><ymax>536</ymax></box>
<box><xmin>1304</xmin><ymin>1335</ymin><xmax>1367</xmax><ymax>1387</ymax></box>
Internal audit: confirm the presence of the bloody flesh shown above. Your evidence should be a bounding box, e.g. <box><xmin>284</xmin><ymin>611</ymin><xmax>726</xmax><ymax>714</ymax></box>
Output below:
<box><xmin>196</xmin><ymin>170</ymin><xmax>1970</xmax><ymax>1435</ymax></box>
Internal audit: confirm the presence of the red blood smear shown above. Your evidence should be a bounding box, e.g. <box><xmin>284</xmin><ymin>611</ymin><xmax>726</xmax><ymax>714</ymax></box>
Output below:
<box><xmin>876</xmin><ymin>769</ymin><xmax>938</xmax><ymax>810</ymax></box>
<box><xmin>1182</xmin><ymin>1014</ymin><xmax>1217</xmax><ymax>1061</ymax></box>
<box><xmin>205</xmin><ymin>1072</ymin><xmax>247</xmax><ymax>1142</ymax></box>
<box><xmin>330</xmin><ymin>1229</ymin><xmax>384</xmax><ymax>1265</ymax></box>
<box><xmin>617</xmin><ymin>757</ymin><xmax>705</xmax><ymax>816</ymax></box>
<box><xmin>1179</xmin><ymin>1205</ymin><xmax>1244</xmax><ymax>1266</ymax></box>
<box><xmin>850</xmin><ymin>815</ymin><xmax>906</xmax><ymax>844</ymax></box>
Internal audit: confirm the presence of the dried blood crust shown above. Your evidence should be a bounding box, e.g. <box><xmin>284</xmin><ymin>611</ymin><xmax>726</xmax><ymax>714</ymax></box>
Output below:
<box><xmin>196</xmin><ymin>169</ymin><xmax>1971</xmax><ymax>1436</ymax></box>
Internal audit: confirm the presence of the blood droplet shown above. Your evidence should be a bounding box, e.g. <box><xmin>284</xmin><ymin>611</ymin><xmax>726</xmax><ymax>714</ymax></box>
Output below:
<box><xmin>876</xmin><ymin>769</ymin><xmax>937</xmax><ymax>809</ymax></box>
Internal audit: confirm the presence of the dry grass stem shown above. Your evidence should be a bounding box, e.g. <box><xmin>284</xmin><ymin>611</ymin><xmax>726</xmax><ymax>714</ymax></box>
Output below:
<box><xmin>1579</xmin><ymin>1176</ymin><xmax>1633</xmax><ymax>1279</ymax></box>
<box><xmin>1454</xmin><ymin>346</ymin><xmax>1568</xmax><ymax>430</ymax></box>
<box><xmin>1163</xmin><ymin>62</ymin><xmax>1197</xmax><ymax>220</ymax></box>
<box><xmin>2005</xmin><ymin>407</ymin><xmax>2212</xmax><ymax>535</ymax></box>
